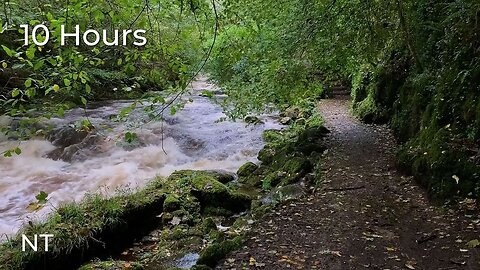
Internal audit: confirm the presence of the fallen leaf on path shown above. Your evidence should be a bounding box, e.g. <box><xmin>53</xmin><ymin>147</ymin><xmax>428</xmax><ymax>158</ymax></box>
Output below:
<box><xmin>405</xmin><ymin>261</ymin><xmax>416</xmax><ymax>269</ymax></box>
<box><xmin>466</xmin><ymin>239</ymin><xmax>480</xmax><ymax>248</ymax></box>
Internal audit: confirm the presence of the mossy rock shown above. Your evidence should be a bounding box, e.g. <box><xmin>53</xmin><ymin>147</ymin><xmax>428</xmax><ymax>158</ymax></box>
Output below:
<box><xmin>257</xmin><ymin>147</ymin><xmax>276</xmax><ymax>164</ymax></box>
<box><xmin>237</xmin><ymin>175</ymin><xmax>262</xmax><ymax>187</ymax></box>
<box><xmin>203</xmin><ymin>170</ymin><xmax>235</xmax><ymax>184</ymax></box>
<box><xmin>164</xmin><ymin>195</ymin><xmax>181</xmax><ymax>212</ymax></box>
<box><xmin>168</xmin><ymin>170</ymin><xmax>251</xmax><ymax>213</ymax></box>
<box><xmin>170</xmin><ymin>170</ymin><xmax>229</xmax><ymax>194</ymax></box>
<box><xmin>272</xmin><ymin>184</ymin><xmax>306</xmax><ymax>202</ymax></box>
<box><xmin>201</xmin><ymin>217</ymin><xmax>217</xmax><ymax>234</ymax></box>
<box><xmin>237</xmin><ymin>162</ymin><xmax>258</xmax><ymax>177</ymax></box>
<box><xmin>283</xmin><ymin>157</ymin><xmax>312</xmax><ymax>176</ymax></box>
<box><xmin>262</xmin><ymin>129</ymin><xmax>283</xmax><ymax>143</ymax></box>
<box><xmin>244</xmin><ymin>115</ymin><xmax>263</xmax><ymax>125</ymax></box>
<box><xmin>196</xmin><ymin>236</ymin><xmax>244</xmax><ymax>267</ymax></box>
<box><xmin>262</xmin><ymin>171</ymin><xmax>284</xmax><ymax>190</ymax></box>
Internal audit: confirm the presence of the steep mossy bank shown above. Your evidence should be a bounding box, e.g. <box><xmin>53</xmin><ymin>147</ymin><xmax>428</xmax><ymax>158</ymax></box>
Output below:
<box><xmin>350</xmin><ymin>50</ymin><xmax>480</xmax><ymax>200</ymax></box>
<box><xmin>0</xmin><ymin>105</ymin><xmax>328</xmax><ymax>270</ymax></box>
<box><xmin>346</xmin><ymin>0</ymin><xmax>480</xmax><ymax>200</ymax></box>
<box><xmin>203</xmin><ymin>0</ymin><xmax>480</xmax><ymax>200</ymax></box>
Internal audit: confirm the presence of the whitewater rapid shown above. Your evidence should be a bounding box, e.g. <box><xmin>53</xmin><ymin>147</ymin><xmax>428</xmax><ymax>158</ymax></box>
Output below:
<box><xmin>0</xmin><ymin>78</ymin><xmax>281</xmax><ymax>239</ymax></box>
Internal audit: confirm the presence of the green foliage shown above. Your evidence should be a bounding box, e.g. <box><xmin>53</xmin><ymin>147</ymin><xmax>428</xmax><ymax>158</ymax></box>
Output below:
<box><xmin>0</xmin><ymin>0</ymin><xmax>214</xmax><ymax>117</ymax></box>
<box><xmin>35</xmin><ymin>191</ymin><xmax>49</xmax><ymax>204</ymax></box>
<box><xmin>209</xmin><ymin>0</ymin><xmax>480</xmax><ymax>198</ymax></box>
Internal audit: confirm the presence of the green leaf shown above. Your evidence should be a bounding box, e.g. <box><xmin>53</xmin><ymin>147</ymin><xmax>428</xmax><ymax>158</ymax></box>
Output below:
<box><xmin>57</xmin><ymin>107</ymin><xmax>65</xmax><ymax>117</ymax></box>
<box><xmin>24</xmin><ymin>79</ymin><xmax>32</xmax><ymax>88</ymax></box>
<box><xmin>85</xmin><ymin>84</ymin><xmax>91</xmax><ymax>94</ymax></box>
<box><xmin>47</xmin><ymin>58</ymin><xmax>57</xmax><ymax>66</ymax></box>
<box><xmin>1</xmin><ymin>62</ymin><xmax>7</xmax><ymax>68</ymax></box>
<box><xmin>35</xmin><ymin>191</ymin><xmax>49</xmax><ymax>204</ymax></box>
<box><xmin>80</xmin><ymin>96</ymin><xmax>87</xmax><ymax>106</ymax></box>
<box><xmin>124</xmin><ymin>132</ymin><xmax>138</xmax><ymax>143</ymax></box>
<box><xmin>14</xmin><ymin>147</ymin><xmax>21</xmax><ymax>155</ymax></box>
<box><xmin>26</xmin><ymin>47</ymin><xmax>36</xmax><ymax>60</ymax></box>
<box><xmin>25</xmin><ymin>88</ymin><xmax>36</xmax><ymax>98</ymax></box>
<box><xmin>11</xmin><ymin>89</ymin><xmax>20</xmax><ymax>97</ymax></box>
<box><xmin>64</xmin><ymin>78</ymin><xmax>71</xmax><ymax>86</ymax></box>
<box><xmin>52</xmin><ymin>84</ymin><xmax>60</xmax><ymax>92</ymax></box>
<box><xmin>0</xmin><ymin>22</ymin><xmax>6</xmax><ymax>34</ymax></box>
<box><xmin>1</xmin><ymin>45</ymin><xmax>14</xmax><ymax>57</ymax></box>
<box><xmin>3</xmin><ymin>150</ymin><xmax>12</xmax><ymax>157</ymax></box>
<box><xmin>33</xmin><ymin>60</ymin><xmax>44</xmax><ymax>71</ymax></box>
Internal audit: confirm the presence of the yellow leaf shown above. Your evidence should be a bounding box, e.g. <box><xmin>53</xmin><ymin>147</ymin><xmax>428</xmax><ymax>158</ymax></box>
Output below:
<box><xmin>466</xmin><ymin>239</ymin><xmax>480</xmax><ymax>248</ymax></box>
<box><xmin>26</xmin><ymin>202</ymin><xmax>44</xmax><ymax>212</ymax></box>
<box><xmin>52</xmin><ymin>84</ymin><xmax>60</xmax><ymax>92</ymax></box>
<box><xmin>249</xmin><ymin>257</ymin><xmax>256</xmax><ymax>266</ymax></box>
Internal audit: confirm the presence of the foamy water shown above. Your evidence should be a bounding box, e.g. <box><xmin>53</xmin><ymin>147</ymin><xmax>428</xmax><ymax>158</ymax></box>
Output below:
<box><xmin>0</xmin><ymin>78</ymin><xmax>281</xmax><ymax>239</ymax></box>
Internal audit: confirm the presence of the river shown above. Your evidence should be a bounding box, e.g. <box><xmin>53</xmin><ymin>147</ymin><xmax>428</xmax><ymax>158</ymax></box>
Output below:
<box><xmin>0</xmin><ymin>77</ymin><xmax>281</xmax><ymax>239</ymax></box>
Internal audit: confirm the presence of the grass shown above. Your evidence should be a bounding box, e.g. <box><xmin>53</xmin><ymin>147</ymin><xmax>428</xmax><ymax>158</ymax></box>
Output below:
<box><xmin>0</xmin><ymin>178</ymin><xmax>166</xmax><ymax>270</ymax></box>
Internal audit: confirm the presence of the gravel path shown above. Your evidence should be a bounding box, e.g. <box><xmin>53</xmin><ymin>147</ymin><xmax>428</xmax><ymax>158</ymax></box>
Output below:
<box><xmin>217</xmin><ymin>99</ymin><xmax>480</xmax><ymax>270</ymax></box>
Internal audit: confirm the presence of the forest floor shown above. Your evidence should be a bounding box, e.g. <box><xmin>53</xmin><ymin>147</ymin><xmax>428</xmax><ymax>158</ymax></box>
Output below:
<box><xmin>217</xmin><ymin>98</ymin><xmax>480</xmax><ymax>270</ymax></box>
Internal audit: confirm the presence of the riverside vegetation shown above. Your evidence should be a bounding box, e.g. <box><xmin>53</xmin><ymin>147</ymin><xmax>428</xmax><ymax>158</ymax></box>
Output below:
<box><xmin>1</xmin><ymin>0</ymin><xmax>480</xmax><ymax>269</ymax></box>
<box><xmin>0</xmin><ymin>103</ymin><xmax>328</xmax><ymax>269</ymax></box>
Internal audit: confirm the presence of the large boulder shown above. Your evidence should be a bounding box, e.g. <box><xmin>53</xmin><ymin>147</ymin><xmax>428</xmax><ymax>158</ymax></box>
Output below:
<box><xmin>167</xmin><ymin>170</ymin><xmax>251</xmax><ymax>213</ymax></box>
<box><xmin>46</xmin><ymin>126</ymin><xmax>89</xmax><ymax>148</ymax></box>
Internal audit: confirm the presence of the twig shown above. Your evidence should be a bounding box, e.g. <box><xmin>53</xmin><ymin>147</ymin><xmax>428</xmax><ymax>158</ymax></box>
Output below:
<box><xmin>324</xmin><ymin>185</ymin><xmax>365</xmax><ymax>191</ymax></box>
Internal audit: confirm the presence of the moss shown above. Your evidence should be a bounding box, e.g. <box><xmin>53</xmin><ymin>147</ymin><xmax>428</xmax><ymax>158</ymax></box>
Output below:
<box><xmin>262</xmin><ymin>172</ymin><xmax>282</xmax><ymax>190</ymax></box>
<box><xmin>283</xmin><ymin>157</ymin><xmax>311</xmax><ymax>174</ymax></box>
<box><xmin>163</xmin><ymin>195</ymin><xmax>181</xmax><ymax>212</ymax></box>
<box><xmin>208</xmin><ymin>229</ymin><xmax>225</xmax><ymax>243</ymax></box>
<box><xmin>168</xmin><ymin>170</ymin><xmax>252</xmax><ymax>214</ymax></box>
<box><xmin>171</xmin><ymin>225</ymin><xmax>189</xmax><ymax>240</ymax></box>
<box><xmin>196</xmin><ymin>236</ymin><xmax>244</xmax><ymax>267</ymax></box>
<box><xmin>257</xmin><ymin>147</ymin><xmax>276</xmax><ymax>163</ymax></box>
<box><xmin>262</xmin><ymin>129</ymin><xmax>284</xmax><ymax>143</ymax></box>
<box><xmin>353</xmin><ymin>88</ymin><xmax>379</xmax><ymax>123</ymax></box>
<box><xmin>0</xmin><ymin>178</ymin><xmax>166</xmax><ymax>270</ymax></box>
<box><xmin>236</xmin><ymin>162</ymin><xmax>258</xmax><ymax>177</ymax></box>
<box><xmin>201</xmin><ymin>218</ymin><xmax>217</xmax><ymax>234</ymax></box>
<box><xmin>237</xmin><ymin>175</ymin><xmax>262</xmax><ymax>187</ymax></box>
<box><xmin>252</xmin><ymin>205</ymin><xmax>272</xmax><ymax>219</ymax></box>
<box><xmin>279</xmin><ymin>157</ymin><xmax>312</xmax><ymax>185</ymax></box>
<box><xmin>203</xmin><ymin>171</ymin><xmax>235</xmax><ymax>184</ymax></box>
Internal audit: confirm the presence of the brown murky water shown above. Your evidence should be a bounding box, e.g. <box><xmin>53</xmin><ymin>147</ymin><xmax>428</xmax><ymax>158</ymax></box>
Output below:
<box><xmin>0</xmin><ymin>77</ymin><xmax>281</xmax><ymax>239</ymax></box>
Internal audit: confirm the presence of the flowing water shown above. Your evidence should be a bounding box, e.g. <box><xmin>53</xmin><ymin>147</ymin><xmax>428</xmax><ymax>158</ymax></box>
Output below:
<box><xmin>0</xmin><ymin>77</ymin><xmax>281</xmax><ymax>239</ymax></box>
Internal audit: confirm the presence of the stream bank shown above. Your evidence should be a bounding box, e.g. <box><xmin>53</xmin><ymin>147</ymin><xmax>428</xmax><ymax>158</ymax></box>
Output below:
<box><xmin>0</xmin><ymin>100</ymin><xmax>328</xmax><ymax>270</ymax></box>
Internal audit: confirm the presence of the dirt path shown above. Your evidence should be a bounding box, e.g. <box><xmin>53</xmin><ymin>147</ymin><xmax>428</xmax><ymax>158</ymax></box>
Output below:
<box><xmin>217</xmin><ymin>99</ymin><xmax>480</xmax><ymax>270</ymax></box>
